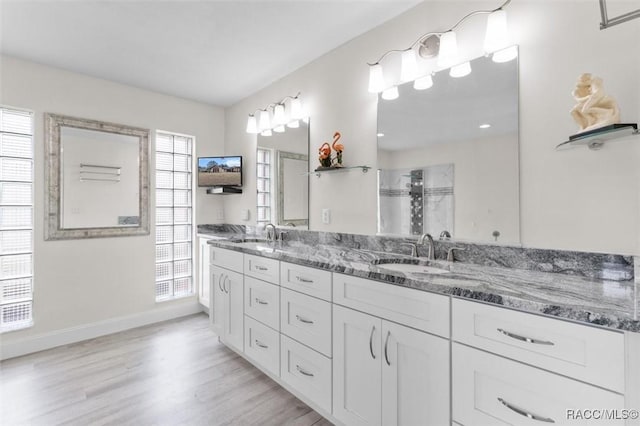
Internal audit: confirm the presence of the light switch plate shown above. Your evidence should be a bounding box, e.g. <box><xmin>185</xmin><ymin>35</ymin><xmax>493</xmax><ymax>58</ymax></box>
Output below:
<box><xmin>322</xmin><ymin>208</ymin><xmax>331</xmax><ymax>224</ymax></box>
<box><xmin>241</xmin><ymin>209</ymin><xmax>250</xmax><ymax>221</ymax></box>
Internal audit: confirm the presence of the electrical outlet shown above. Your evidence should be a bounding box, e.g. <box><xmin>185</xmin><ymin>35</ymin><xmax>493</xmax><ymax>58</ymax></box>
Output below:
<box><xmin>322</xmin><ymin>208</ymin><xmax>331</xmax><ymax>224</ymax></box>
<box><xmin>216</xmin><ymin>209</ymin><xmax>224</xmax><ymax>220</ymax></box>
<box><xmin>241</xmin><ymin>209</ymin><xmax>250</xmax><ymax>221</ymax></box>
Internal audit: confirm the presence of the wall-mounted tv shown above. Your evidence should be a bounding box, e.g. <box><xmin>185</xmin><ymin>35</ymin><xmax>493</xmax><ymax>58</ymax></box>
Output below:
<box><xmin>198</xmin><ymin>156</ymin><xmax>243</xmax><ymax>187</ymax></box>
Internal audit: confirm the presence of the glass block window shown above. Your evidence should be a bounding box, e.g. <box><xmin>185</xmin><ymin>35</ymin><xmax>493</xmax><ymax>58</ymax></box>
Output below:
<box><xmin>155</xmin><ymin>132</ymin><xmax>194</xmax><ymax>302</ymax></box>
<box><xmin>256</xmin><ymin>148</ymin><xmax>272</xmax><ymax>224</ymax></box>
<box><xmin>0</xmin><ymin>107</ymin><xmax>34</xmax><ymax>332</ymax></box>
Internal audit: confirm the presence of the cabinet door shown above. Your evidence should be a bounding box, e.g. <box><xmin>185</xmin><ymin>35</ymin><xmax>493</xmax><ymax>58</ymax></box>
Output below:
<box><xmin>224</xmin><ymin>269</ymin><xmax>244</xmax><ymax>352</ymax></box>
<box><xmin>198</xmin><ymin>238</ymin><xmax>211</xmax><ymax>308</ymax></box>
<box><xmin>210</xmin><ymin>265</ymin><xmax>226</xmax><ymax>337</ymax></box>
<box><xmin>382</xmin><ymin>320</ymin><xmax>450</xmax><ymax>426</ymax></box>
<box><xmin>333</xmin><ymin>305</ymin><xmax>382</xmax><ymax>426</ymax></box>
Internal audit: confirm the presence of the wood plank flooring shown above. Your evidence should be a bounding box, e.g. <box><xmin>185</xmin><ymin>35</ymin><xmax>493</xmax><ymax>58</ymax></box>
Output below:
<box><xmin>0</xmin><ymin>314</ymin><xmax>333</xmax><ymax>426</ymax></box>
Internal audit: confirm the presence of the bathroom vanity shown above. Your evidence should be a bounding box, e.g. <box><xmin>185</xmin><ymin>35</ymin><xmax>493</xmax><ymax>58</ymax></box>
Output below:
<box><xmin>197</xmin><ymin>229</ymin><xmax>639</xmax><ymax>426</ymax></box>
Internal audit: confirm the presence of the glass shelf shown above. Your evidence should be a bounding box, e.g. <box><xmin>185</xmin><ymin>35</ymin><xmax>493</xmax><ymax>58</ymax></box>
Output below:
<box><xmin>310</xmin><ymin>165</ymin><xmax>371</xmax><ymax>177</ymax></box>
<box><xmin>556</xmin><ymin>123</ymin><xmax>638</xmax><ymax>151</ymax></box>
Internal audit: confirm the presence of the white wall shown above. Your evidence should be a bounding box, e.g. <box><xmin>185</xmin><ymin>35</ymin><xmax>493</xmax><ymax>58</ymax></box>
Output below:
<box><xmin>0</xmin><ymin>56</ymin><xmax>225</xmax><ymax>349</ymax></box>
<box><xmin>224</xmin><ymin>1</ymin><xmax>640</xmax><ymax>255</ymax></box>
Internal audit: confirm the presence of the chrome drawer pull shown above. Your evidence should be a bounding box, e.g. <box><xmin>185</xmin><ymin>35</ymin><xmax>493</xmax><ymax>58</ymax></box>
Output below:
<box><xmin>369</xmin><ymin>325</ymin><xmax>376</xmax><ymax>359</ymax></box>
<box><xmin>497</xmin><ymin>328</ymin><xmax>555</xmax><ymax>346</ymax></box>
<box><xmin>295</xmin><ymin>315</ymin><xmax>314</xmax><ymax>324</ymax></box>
<box><xmin>255</xmin><ymin>339</ymin><xmax>269</xmax><ymax>349</ymax></box>
<box><xmin>296</xmin><ymin>276</ymin><xmax>313</xmax><ymax>283</ymax></box>
<box><xmin>498</xmin><ymin>398</ymin><xmax>555</xmax><ymax>423</ymax></box>
<box><xmin>296</xmin><ymin>365</ymin><xmax>314</xmax><ymax>377</ymax></box>
<box><xmin>255</xmin><ymin>265</ymin><xmax>268</xmax><ymax>271</ymax></box>
<box><xmin>384</xmin><ymin>330</ymin><xmax>391</xmax><ymax>366</ymax></box>
<box><xmin>255</xmin><ymin>298</ymin><xmax>268</xmax><ymax>305</ymax></box>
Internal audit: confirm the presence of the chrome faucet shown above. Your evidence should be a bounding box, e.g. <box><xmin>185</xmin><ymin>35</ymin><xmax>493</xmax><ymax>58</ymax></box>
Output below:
<box><xmin>400</xmin><ymin>242</ymin><xmax>419</xmax><ymax>258</ymax></box>
<box><xmin>264</xmin><ymin>223</ymin><xmax>277</xmax><ymax>242</ymax></box>
<box><xmin>417</xmin><ymin>233</ymin><xmax>435</xmax><ymax>260</ymax></box>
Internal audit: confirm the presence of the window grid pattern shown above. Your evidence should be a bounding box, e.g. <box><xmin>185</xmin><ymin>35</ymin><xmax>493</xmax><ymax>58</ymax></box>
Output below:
<box><xmin>0</xmin><ymin>108</ymin><xmax>34</xmax><ymax>332</ymax></box>
<box><xmin>155</xmin><ymin>132</ymin><xmax>194</xmax><ymax>302</ymax></box>
<box><xmin>256</xmin><ymin>148</ymin><xmax>272</xmax><ymax>224</ymax></box>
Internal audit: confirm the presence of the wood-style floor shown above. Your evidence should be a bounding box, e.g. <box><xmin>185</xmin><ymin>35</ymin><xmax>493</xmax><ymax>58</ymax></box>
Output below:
<box><xmin>0</xmin><ymin>314</ymin><xmax>333</xmax><ymax>426</ymax></box>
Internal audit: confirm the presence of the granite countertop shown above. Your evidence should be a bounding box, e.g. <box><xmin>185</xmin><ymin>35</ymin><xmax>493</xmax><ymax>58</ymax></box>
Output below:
<box><xmin>199</xmin><ymin>232</ymin><xmax>639</xmax><ymax>333</ymax></box>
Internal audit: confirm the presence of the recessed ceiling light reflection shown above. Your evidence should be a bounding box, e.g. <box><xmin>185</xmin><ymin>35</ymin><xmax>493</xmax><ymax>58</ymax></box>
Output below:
<box><xmin>479</xmin><ymin>124</ymin><xmax>491</xmax><ymax>129</ymax></box>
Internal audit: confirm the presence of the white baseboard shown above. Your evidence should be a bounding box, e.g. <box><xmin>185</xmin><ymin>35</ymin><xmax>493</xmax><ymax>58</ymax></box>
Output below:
<box><xmin>0</xmin><ymin>301</ymin><xmax>204</xmax><ymax>360</ymax></box>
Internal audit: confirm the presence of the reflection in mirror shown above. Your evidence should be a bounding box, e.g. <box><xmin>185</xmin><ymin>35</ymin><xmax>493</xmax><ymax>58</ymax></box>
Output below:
<box><xmin>257</xmin><ymin>121</ymin><xmax>309</xmax><ymax>228</ymax></box>
<box><xmin>45</xmin><ymin>114</ymin><xmax>150</xmax><ymax>240</ymax></box>
<box><xmin>377</xmin><ymin>51</ymin><xmax>519</xmax><ymax>244</ymax></box>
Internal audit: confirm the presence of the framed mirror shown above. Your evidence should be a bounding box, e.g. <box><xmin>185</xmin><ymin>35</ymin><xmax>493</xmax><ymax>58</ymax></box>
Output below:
<box><xmin>45</xmin><ymin>113</ymin><xmax>150</xmax><ymax>240</ymax></box>
<box><xmin>257</xmin><ymin>121</ymin><xmax>309</xmax><ymax>227</ymax></box>
<box><xmin>377</xmin><ymin>50</ymin><xmax>519</xmax><ymax>244</ymax></box>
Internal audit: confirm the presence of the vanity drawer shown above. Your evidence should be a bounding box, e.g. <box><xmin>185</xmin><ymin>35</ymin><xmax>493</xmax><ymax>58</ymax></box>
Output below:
<box><xmin>452</xmin><ymin>298</ymin><xmax>625</xmax><ymax>392</ymax></box>
<box><xmin>210</xmin><ymin>246</ymin><xmax>243</xmax><ymax>272</ymax></box>
<box><xmin>280</xmin><ymin>288</ymin><xmax>332</xmax><ymax>357</ymax></box>
<box><xmin>333</xmin><ymin>273</ymin><xmax>450</xmax><ymax>338</ymax></box>
<box><xmin>280</xmin><ymin>262</ymin><xmax>332</xmax><ymax>301</ymax></box>
<box><xmin>244</xmin><ymin>254</ymin><xmax>280</xmax><ymax>285</ymax></box>
<box><xmin>244</xmin><ymin>315</ymin><xmax>280</xmax><ymax>378</ymax></box>
<box><xmin>452</xmin><ymin>343</ymin><xmax>625</xmax><ymax>426</ymax></box>
<box><xmin>280</xmin><ymin>334</ymin><xmax>332</xmax><ymax>414</ymax></box>
<box><xmin>244</xmin><ymin>276</ymin><xmax>280</xmax><ymax>331</ymax></box>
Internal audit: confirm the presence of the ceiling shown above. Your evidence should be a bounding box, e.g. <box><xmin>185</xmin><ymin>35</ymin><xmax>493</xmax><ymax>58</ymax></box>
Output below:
<box><xmin>0</xmin><ymin>0</ymin><xmax>420</xmax><ymax>107</ymax></box>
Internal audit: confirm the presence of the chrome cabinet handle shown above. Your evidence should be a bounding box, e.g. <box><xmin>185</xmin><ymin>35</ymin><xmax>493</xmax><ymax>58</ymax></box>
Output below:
<box><xmin>384</xmin><ymin>330</ymin><xmax>391</xmax><ymax>366</ymax></box>
<box><xmin>218</xmin><ymin>274</ymin><xmax>224</xmax><ymax>292</ymax></box>
<box><xmin>296</xmin><ymin>365</ymin><xmax>314</xmax><ymax>377</ymax></box>
<box><xmin>296</xmin><ymin>276</ymin><xmax>313</xmax><ymax>283</ymax></box>
<box><xmin>255</xmin><ymin>298</ymin><xmax>268</xmax><ymax>305</ymax></box>
<box><xmin>497</xmin><ymin>328</ymin><xmax>554</xmax><ymax>346</ymax></box>
<box><xmin>369</xmin><ymin>325</ymin><xmax>376</xmax><ymax>359</ymax></box>
<box><xmin>498</xmin><ymin>398</ymin><xmax>555</xmax><ymax>423</ymax></box>
<box><xmin>295</xmin><ymin>315</ymin><xmax>314</xmax><ymax>324</ymax></box>
<box><xmin>255</xmin><ymin>265</ymin><xmax>268</xmax><ymax>271</ymax></box>
<box><xmin>223</xmin><ymin>276</ymin><xmax>229</xmax><ymax>294</ymax></box>
<box><xmin>255</xmin><ymin>339</ymin><xmax>268</xmax><ymax>349</ymax></box>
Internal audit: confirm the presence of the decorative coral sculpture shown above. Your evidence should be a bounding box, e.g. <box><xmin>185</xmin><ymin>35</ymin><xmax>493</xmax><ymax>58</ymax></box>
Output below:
<box><xmin>570</xmin><ymin>73</ymin><xmax>620</xmax><ymax>133</ymax></box>
<box><xmin>318</xmin><ymin>142</ymin><xmax>332</xmax><ymax>168</ymax></box>
<box><xmin>331</xmin><ymin>131</ymin><xmax>344</xmax><ymax>167</ymax></box>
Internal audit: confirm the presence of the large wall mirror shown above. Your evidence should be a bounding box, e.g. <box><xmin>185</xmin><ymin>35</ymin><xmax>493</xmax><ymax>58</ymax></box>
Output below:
<box><xmin>257</xmin><ymin>122</ymin><xmax>309</xmax><ymax>227</ymax></box>
<box><xmin>377</xmin><ymin>51</ymin><xmax>519</xmax><ymax>244</ymax></box>
<box><xmin>45</xmin><ymin>114</ymin><xmax>150</xmax><ymax>239</ymax></box>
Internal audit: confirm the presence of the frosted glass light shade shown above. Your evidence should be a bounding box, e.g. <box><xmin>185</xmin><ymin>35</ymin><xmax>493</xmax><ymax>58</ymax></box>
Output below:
<box><xmin>273</xmin><ymin>104</ymin><xmax>286</xmax><ymax>125</ymax></box>
<box><xmin>368</xmin><ymin>63</ymin><xmax>385</xmax><ymax>93</ymax></box>
<box><xmin>260</xmin><ymin>129</ymin><xmax>272</xmax><ymax>137</ymax></box>
<box><xmin>290</xmin><ymin>97</ymin><xmax>303</xmax><ymax>120</ymax></box>
<box><xmin>381</xmin><ymin>86</ymin><xmax>399</xmax><ymax>100</ymax></box>
<box><xmin>287</xmin><ymin>120</ymin><xmax>299</xmax><ymax>129</ymax></box>
<box><xmin>413</xmin><ymin>74</ymin><xmax>433</xmax><ymax>90</ymax></box>
<box><xmin>246</xmin><ymin>115</ymin><xmax>258</xmax><ymax>134</ymax></box>
<box><xmin>258</xmin><ymin>110</ymin><xmax>271</xmax><ymax>131</ymax></box>
<box><xmin>484</xmin><ymin>9</ymin><xmax>509</xmax><ymax>53</ymax></box>
<box><xmin>437</xmin><ymin>31</ymin><xmax>458</xmax><ymax>68</ymax></box>
<box><xmin>400</xmin><ymin>49</ymin><xmax>418</xmax><ymax>83</ymax></box>
<box><xmin>450</xmin><ymin>61</ymin><xmax>471</xmax><ymax>78</ymax></box>
<box><xmin>274</xmin><ymin>125</ymin><xmax>285</xmax><ymax>133</ymax></box>
<box><xmin>492</xmin><ymin>45</ymin><xmax>518</xmax><ymax>63</ymax></box>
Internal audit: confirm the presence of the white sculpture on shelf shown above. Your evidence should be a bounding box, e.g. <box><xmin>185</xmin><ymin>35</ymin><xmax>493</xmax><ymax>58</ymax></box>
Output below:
<box><xmin>570</xmin><ymin>73</ymin><xmax>620</xmax><ymax>133</ymax></box>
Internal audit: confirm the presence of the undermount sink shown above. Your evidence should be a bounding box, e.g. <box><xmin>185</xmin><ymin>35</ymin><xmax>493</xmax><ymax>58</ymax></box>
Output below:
<box><xmin>229</xmin><ymin>237</ymin><xmax>269</xmax><ymax>243</ymax></box>
<box><xmin>373</xmin><ymin>260</ymin><xmax>450</xmax><ymax>276</ymax></box>
<box><xmin>232</xmin><ymin>241</ymin><xmax>287</xmax><ymax>253</ymax></box>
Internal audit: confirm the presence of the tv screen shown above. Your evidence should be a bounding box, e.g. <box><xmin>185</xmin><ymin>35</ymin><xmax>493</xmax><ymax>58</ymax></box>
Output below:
<box><xmin>198</xmin><ymin>156</ymin><xmax>243</xmax><ymax>187</ymax></box>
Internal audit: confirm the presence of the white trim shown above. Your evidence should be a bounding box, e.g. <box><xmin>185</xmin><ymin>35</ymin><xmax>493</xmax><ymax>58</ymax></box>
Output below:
<box><xmin>0</xmin><ymin>301</ymin><xmax>203</xmax><ymax>360</ymax></box>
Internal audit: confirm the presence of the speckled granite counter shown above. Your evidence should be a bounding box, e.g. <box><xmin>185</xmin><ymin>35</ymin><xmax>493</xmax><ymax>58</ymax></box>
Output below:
<box><xmin>199</xmin><ymin>231</ymin><xmax>639</xmax><ymax>333</ymax></box>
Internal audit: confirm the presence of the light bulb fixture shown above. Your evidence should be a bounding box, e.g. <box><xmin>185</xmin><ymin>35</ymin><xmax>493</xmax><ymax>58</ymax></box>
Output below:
<box><xmin>450</xmin><ymin>61</ymin><xmax>472</xmax><ymax>78</ymax></box>
<box><xmin>367</xmin><ymin>0</ymin><xmax>513</xmax><ymax>93</ymax></box>
<box><xmin>479</xmin><ymin>123</ymin><xmax>491</xmax><ymax>129</ymax></box>
<box><xmin>246</xmin><ymin>93</ymin><xmax>305</xmax><ymax>136</ymax></box>
<box><xmin>246</xmin><ymin>114</ymin><xmax>258</xmax><ymax>134</ymax></box>
<box><xmin>381</xmin><ymin>86</ymin><xmax>399</xmax><ymax>100</ymax></box>
<box><xmin>413</xmin><ymin>74</ymin><xmax>434</xmax><ymax>90</ymax></box>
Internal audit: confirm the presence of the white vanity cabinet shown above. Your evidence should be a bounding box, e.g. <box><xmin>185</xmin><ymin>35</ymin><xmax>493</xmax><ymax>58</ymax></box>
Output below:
<box><xmin>332</xmin><ymin>277</ymin><xmax>451</xmax><ymax>426</ymax></box>
<box><xmin>209</xmin><ymin>247</ymin><xmax>244</xmax><ymax>352</ymax></box>
<box><xmin>197</xmin><ymin>236</ymin><xmax>212</xmax><ymax>308</ymax></box>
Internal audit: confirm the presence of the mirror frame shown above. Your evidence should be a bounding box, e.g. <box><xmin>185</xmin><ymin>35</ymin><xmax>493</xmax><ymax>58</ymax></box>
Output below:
<box><xmin>277</xmin><ymin>150</ymin><xmax>309</xmax><ymax>227</ymax></box>
<box><xmin>44</xmin><ymin>113</ymin><xmax>150</xmax><ymax>240</ymax></box>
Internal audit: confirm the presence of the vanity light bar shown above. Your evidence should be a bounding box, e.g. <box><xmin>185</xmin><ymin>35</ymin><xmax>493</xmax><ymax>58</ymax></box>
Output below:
<box><xmin>368</xmin><ymin>0</ymin><xmax>517</xmax><ymax>96</ymax></box>
<box><xmin>246</xmin><ymin>93</ymin><xmax>304</xmax><ymax>136</ymax></box>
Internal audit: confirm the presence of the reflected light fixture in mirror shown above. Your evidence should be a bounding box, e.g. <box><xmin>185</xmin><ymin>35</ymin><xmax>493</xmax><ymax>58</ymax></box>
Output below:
<box><xmin>246</xmin><ymin>93</ymin><xmax>305</xmax><ymax>137</ymax></box>
<box><xmin>367</xmin><ymin>0</ymin><xmax>516</xmax><ymax>97</ymax></box>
